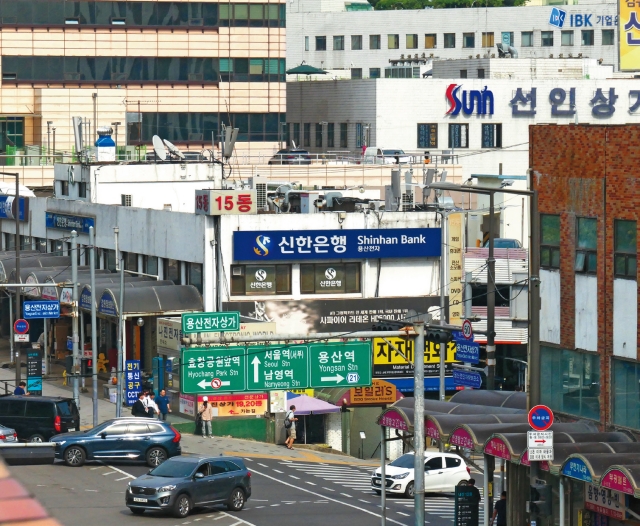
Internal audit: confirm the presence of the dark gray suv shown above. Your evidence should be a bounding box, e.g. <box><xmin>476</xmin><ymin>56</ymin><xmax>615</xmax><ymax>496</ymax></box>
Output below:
<box><xmin>126</xmin><ymin>456</ymin><xmax>251</xmax><ymax>517</ymax></box>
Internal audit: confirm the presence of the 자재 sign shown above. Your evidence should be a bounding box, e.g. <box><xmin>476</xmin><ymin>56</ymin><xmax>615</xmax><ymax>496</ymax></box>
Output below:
<box><xmin>182</xmin><ymin>311</ymin><xmax>240</xmax><ymax>334</ymax></box>
<box><xmin>233</xmin><ymin>228</ymin><xmax>441</xmax><ymax>261</ymax></box>
<box><xmin>372</xmin><ymin>337</ymin><xmax>457</xmax><ymax>377</ymax></box>
<box><xmin>195</xmin><ymin>190</ymin><xmax>257</xmax><ymax>216</ymax></box>
<box><xmin>181</xmin><ymin>341</ymin><xmax>372</xmax><ymax>394</ymax></box>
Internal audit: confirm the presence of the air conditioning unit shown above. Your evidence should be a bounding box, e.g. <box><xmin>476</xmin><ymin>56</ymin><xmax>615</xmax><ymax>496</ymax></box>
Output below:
<box><xmin>250</xmin><ymin>176</ymin><xmax>268</xmax><ymax>210</ymax></box>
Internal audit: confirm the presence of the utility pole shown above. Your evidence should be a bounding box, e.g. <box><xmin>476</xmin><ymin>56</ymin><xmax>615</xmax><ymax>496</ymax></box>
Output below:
<box><xmin>114</xmin><ymin>227</ymin><xmax>125</xmax><ymax>417</ymax></box>
<box><xmin>413</xmin><ymin>322</ymin><xmax>425</xmax><ymax>526</ymax></box>
<box><xmin>71</xmin><ymin>231</ymin><xmax>80</xmax><ymax>408</ymax></box>
<box><xmin>486</xmin><ymin>192</ymin><xmax>496</xmax><ymax>390</ymax></box>
<box><xmin>439</xmin><ymin>210</ymin><xmax>447</xmax><ymax>400</ymax></box>
<box><xmin>528</xmin><ymin>188</ymin><xmax>541</xmax><ymax>408</ymax></box>
<box><xmin>89</xmin><ymin>227</ymin><xmax>98</xmax><ymax>426</ymax></box>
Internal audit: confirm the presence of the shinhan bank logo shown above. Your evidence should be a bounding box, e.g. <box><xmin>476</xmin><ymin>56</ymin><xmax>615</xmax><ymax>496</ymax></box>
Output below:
<box><xmin>549</xmin><ymin>7</ymin><xmax>566</xmax><ymax>28</ymax></box>
<box><xmin>253</xmin><ymin>235</ymin><xmax>271</xmax><ymax>257</ymax></box>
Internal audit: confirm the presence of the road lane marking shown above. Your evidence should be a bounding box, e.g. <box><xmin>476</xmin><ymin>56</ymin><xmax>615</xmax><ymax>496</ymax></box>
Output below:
<box><xmin>272</xmin><ymin>469</ymin><xmax>283</xmax><ymax>473</ymax></box>
<box><xmin>90</xmin><ymin>466</ymin><xmax>103</xmax><ymax>470</ymax></box>
<box><xmin>97</xmin><ymin>462</ymin><xmax>136</xmax><ymax>480</ymax></box>
<box><xmin>341</xmin><ymin>493</ymin><xmax>352</xmax><ymax>497</ymax></box>
<box><xmin>258</xmin><ymin>463</ymin><xmax>268</xmax><ymax>467</ymax></box>
<box><xmin>249</xmin><ymin>467</ymin><xmax>408</xmax><ymax>526</ymax></box>
<box><xmin>306</xmin><ymin>482</ymin><xmax>316</xmax><ymax>485</ymax></box>
<box><xmin>102</xmin><ymin>472</ymin><xmax>117</xmax><ymax>476</ymax></box>
<box><xmin>115</xmin><ymin>476</ymin><xmax>130</xmax><ymax>481</ymax></box>
<box><xmin>289</xmin><ymin>475</ymin><xmax>300</xmax><ymax>479</ymax></box>
<box><xmin>359</xmin><ymin>499</ymin><xmax>370</xmax><ymax>503</ymax></box>
<box><xmin>322</xmin><ymin>487</ymin><xmax>335</xmax><ymax>491</ymax></box>
<box><xmin>398</xmin><ymin>512</ymin><xmax>409</xmax><ymax>516</ymax></box>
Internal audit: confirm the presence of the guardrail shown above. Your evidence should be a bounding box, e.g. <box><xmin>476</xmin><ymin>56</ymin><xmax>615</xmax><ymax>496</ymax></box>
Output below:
<box><xmin>1</xmin><ymin>380</ymin><xmax>16</xmax><ymax>395</ymax></box>
<box><xmin>0</xmin><ymin>442</ymin><xmax>56</xmax><ymax>465</ymax></box>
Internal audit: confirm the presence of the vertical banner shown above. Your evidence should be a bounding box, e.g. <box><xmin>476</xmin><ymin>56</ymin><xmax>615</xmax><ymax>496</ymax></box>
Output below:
<box><xmin>125</xmin><ymin>360</ymin><xmax>142</xmax><ymax>406</ymax></box>
<box><xmin>448</xmin><ymin>213</ymin><xmax>463</xmax><ymax>326</ymax></box>
<box><xmin>620</xmin><ymin>0</ymin><xmax>640</xmax><ymax>71</ymax></box>
<box><xmin>27</xmin><ymin>349</ymin><xmax>43</xmax><ymax>396</ymax></box>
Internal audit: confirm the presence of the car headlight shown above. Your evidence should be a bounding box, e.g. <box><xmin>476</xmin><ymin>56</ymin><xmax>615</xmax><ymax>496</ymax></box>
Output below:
<box><xmin>391</xmin><ymin>472</ymin><xmax>410</xmax><ymax>480</ymax></box>
<box><xmin>158</xmin><ymin>485</ymin><xmax>176</xmax><ymax>492</ymax></box>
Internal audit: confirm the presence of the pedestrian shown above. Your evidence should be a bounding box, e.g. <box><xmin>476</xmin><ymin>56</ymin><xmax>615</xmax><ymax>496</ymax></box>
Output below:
<box><xmin>284</xmin><ymin>405</ymin><xmax>298</xmax><ymax>450</ymax></box>
<box><xmin>13</xmin><ymin>381</ymin><xmax>27</xmax><ymax>395</ymax></box>
<box><xmin>147</xmin><ymin>392</ymin><xmax>158</xmax><ymax>418</ymax></box>
<box><xmin>361</xmin><ymin>144</ymin><xmax>367</xmax><ymax>157</ymax></box>
<box><xmin>467</xmin><ymin>478</ymin><xmax>482</xmax><ymax>506</ymax></box>
<box><xmin>156</xmin><ymin>389</ymin><xmax>171</xmax><ymax>420</ymax></box>
<box><xmin>492</xmin><ymin>491</ymin><xmax>507</xmax><ymax>526</ymax></box>
<box><xmin>198</xmin><ymin>396</ymin><xmax>214</xmax><ymax>438</ymax></box>
<box><xmin>131</xmin><ymin>392</ymin><xmax>148</xmax><ymax>417</ymax></box>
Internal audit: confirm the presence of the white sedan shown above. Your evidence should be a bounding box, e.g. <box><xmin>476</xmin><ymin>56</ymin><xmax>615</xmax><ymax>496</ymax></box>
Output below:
<box><xmin>371</xmin><ymin>452</ymin><xmax>470</xmax><ymax>498</ymax></box>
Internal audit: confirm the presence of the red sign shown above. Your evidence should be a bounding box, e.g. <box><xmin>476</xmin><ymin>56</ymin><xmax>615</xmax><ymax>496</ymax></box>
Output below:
<box><xmin>449</xmin><ymin>428</ymin><xmax>474</xmax><ymax>450</ymax></box>
<box><xmin>601</xmin><ymin>468</ymin><xmax>634</xmax><ymax>495</ymax></box>
<box><xmin>528</xmin><ymin>404</ymin><xmax>554</xmax><ymax>431</ymax></box>
<box><xmin>426</xmin><ymin>420</ymin><xmax>440</xmax><ymax>440</ymax></box>
<box><xmin>484</xmin><ymin>437</ymin><xmax>511</xmax><ymax>460</ymax></box>
<box><xmin>211</xmin><ymin>378</ymin><xmax>222</xmax><ymax>389</ymax></box>
<box><xmin>14</xmin><ymin>319</ymin><xmax>29</xmax><ymax>334</ymax></box>
<box><xmin>378</xmin><ymin>409</ymin><xmax>409</xmax><ymax>431</ymax></box>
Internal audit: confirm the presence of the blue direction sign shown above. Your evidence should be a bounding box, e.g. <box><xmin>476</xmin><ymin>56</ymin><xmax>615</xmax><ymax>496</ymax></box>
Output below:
<box><xmin>23</xmin><ymin>300</ymin><xmax>61</xmax><ymax>319</ymax></box>
<box><xmin>561</xmin><ymin>458</ymin><xmax>593</xmax><ymax>482</ymax></box>
<box><xmin>529</xmin><ymin>404</ymin><xmax>554</xmax><ymax>431</ymax></box>
<box><xmin>453</xmin><ymin>369</ymin><xmax>482</xmax><ymax>389</ymax></box>
<box><xmin>453</xmin><ymin>332</ymin><xmax>480</xmax><ymax>364</ymax></box>
<box><xmin>45</xmin><ymin>212</ymin><xmax>96</xmax><ymax>234</ymax></box>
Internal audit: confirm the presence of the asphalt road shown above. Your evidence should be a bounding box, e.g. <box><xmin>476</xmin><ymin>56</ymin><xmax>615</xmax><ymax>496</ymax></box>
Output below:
<box><xmin>9</xmin><ymin>455</ymin><xmax>480</xmax><ymax>526</ymax></box>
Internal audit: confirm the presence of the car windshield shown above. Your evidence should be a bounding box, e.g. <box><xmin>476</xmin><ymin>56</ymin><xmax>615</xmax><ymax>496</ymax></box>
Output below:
<box><xmin>149</xmin><ymin>460</ymin><xmax>196</xmax><ymax>478</ymax></box>
<box><xmin>382</xmin><ymin>149</ymin><xmax>405</xmax><ymax>155</ymax></box>
<box><xmin>389</xmin><ymin>454</ymin><xmax>415</xmax><ymax>469</ymax></box>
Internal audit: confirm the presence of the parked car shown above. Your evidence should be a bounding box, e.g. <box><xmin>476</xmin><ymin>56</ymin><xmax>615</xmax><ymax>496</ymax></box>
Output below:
<box><xmin>371</xmin><ymin>452</ymin><xmax>470</xmax><ymax>497</ymax></box>
<box><xmin>0</xmin><ymin>423</ymin><xmax>17</xmax><ymax>443</ymax></box>
<box><xmin>268</xmin><ymin>148</ymin><xmax>312</xmax><ymax>165</ymax></box>
<box><xmin>483</xmin><ymin>238</ymin><xmax>523</xmax><ymax>249</ymax></box>
<box><xmin>125</xmin><ymin>455</ymin><xmax>251</xmax><ymax>517</ymax></box>
<box><xmin>50</xmin><ymin>417</ymin><xmax>181</xmax><ymax>467</ymax></box>
<box><xmin>0</xmin><ymin>396</ymin><xmax>79</xmax><ymax>442</ymax></box>
<box><xmin>363</xmin><ymin>147</ymin><xmax>411</xmax><ymax>165</ymax></box>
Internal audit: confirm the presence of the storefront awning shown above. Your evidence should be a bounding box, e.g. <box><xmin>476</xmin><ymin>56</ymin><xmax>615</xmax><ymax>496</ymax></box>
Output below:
<box><xmin>393</xmin><ymin>397</ymin><xmax>526</xmax><ymax>416</ymax></box>
<box><xmin>601</xmin><ymin>464</ymin><xmax>640</xmax><ymax>498</ymax></box>
<box><xmin>24</xmin><ymin>268</ymin><xmax>113</xmax><ymax>299</ymax></box>
<box><xmin>560</xmin><ymin>453</ymin><xmax>640</xmax><ymax>485</ymax></box>
<box><xmin>97</xmin><ymin>284</ymin><xmax>203</xmax><ymax>317</ymax></box>
<box><xmin>449</xmin><ymin>390</ymin><xmax>527</xmax><ymax>410</ymax></box>
<box><xmin>1</xmin><ymin>255</ymin><xmax>72</xmax><ymax>284</ymax></box>
<box><xmin>79</xmin><ymin>280</ymin><xmax>171</xmax><ymax>312</ymax></box>
<box><xmin>426</xmin><ymin>414</ymin><xmax>528</xmax><ymax>442</ymax></box>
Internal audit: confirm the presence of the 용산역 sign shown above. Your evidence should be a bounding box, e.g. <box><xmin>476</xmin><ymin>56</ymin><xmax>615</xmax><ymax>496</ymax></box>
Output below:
<box><xmin>23</xmin><ymin>300</ymin><xmax>61</xmax><ymax>319</ymax></box>
<box><xmin>182</xmin><ymin>312</ymin><xmax>240</xmax><ymax>334</ymax></box>
<box><xmin>181</xmin><ymin>341</ymin><xmax>372</xmax><ymax>394</ymax></box>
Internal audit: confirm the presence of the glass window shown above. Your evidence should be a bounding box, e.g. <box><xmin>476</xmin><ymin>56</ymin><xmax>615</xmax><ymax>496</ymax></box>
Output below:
<box><xmin>460</xmin><ymin>69</ymin><xmax>467</xmax><ymax>79</ymax></box>
<box><xmin>369</xmin><ymin>34</ymin><xmax>381</xmax><ymax>49</ymax></box>
<box><xmin>521</xmin><ymin>31</ymin><xmax>533</xmax><ymax>47</ymax></box>
<box><xmin>315</xmin><ymin>36</ymin><xmax>326</xmax><ymax>51</ymax></box>
<box><xmin>448</xmin><ymin>123</ymin><xmax>468</xmax><ymax>148</ymax></box>
<box><xmin>104</xmin><ymin>424</ymin><xmax>129</xmax><ymax>435</ymax></box>
<box><xmin>541</xmin><ymin>346</ymin><xmax>600</xmax><ymax>421</ymax></box>
<box><xmin>351</xmin><ymin>35</ymin><xmax>362</xmax><ymax>50</ymax></box>
<box><xmin>144</xmin><ymin>255</ymin><xmax>159</xmax><ymax>276</ymax></box>
<box><xmin>387</xmin><ymin>34</ymin><xmax>399</xmax><ymax>49</ymax></box>
<box><xmin>445</xmin><ymin>457</ymin><xmax>461</xmax><ymax>468</ymax></box>
<box><xmin>541</xmin><ymin>31</ymin><xmax>554</xmax><ymax>47</ymax></box>
<box><xmin>602</xmin><ymin>29</ymin><xmax>614</xmax><ymax>45</ymax></box>
<box><xmin>614</xmin><ymin>219</ymin><xmax>636</xmax><ymax>279</ymax></box>
<box><xmin>481</xmin><ymin>32</ymin><xmax>494</xmax><ymax>47</ymax></box>
<box><xmin>230</xmin><ymin>265</ymin><xmax>291</xmax><ymax>295</ymax></box>
<box><xmin>613</xmin><ymin>358</ymin><xmax>640</xmax><ymax>430</ymax></box>
<box><xmin>582</xmin><ymin>29</ymin><xmax>594</xmax><ymax>46</ymax></box>
<box><xmin>369</xmin><ymin>67</ymin><xmax>381</xmax><ymax>79</ymax></box>
<box><xmin>575</xmin><ymin>217</ymin><xmax>597</xmax><ymax>274</ymax></box>
<box><xmin>351</xmin><ymin>68</ymin><xmax>362</xmax><ymax>79</ymax></box>
<box><xmin>481</xmin><ymin>123</ymin><xmax>502</xmax><ymax>148</ymax></box>
<box><xmin>425</xmin><ymin>457</ymin><xmax>443</xmax><ymax>470</ymax></box>
<box><xmin>541</xmin><ymin>214</ymin><xmax>561</xmax><ymax>269</ymax></box>
<box><xmin>561</xmin><ymin>30</ymin><xmax>574</xmax><ymax>46</ymax></box>
<box><xmin>444</xmin><ymin>33</ymin><xmax>455</xmax><ymax>48</ymax></box>
<box><xmin>61</xmin><ymin>180</ymin><xmax>69</xmax><ymax>196</ymax></box>
<box><xmin>303</xmin><ymin>123</ymin><xmax>311</xmax><ymax>147</ymax></box>
<box><xmin>425</xmin><ymin>34</ymin><xmax>436</xmax><ymax>49</ymax></box>
<box><xmin>327</xmin><ymin>123</ymin><xmax>335</xmax><ymax>148</ymax></box>
<box><xmin>315</xmin><ymin>123</ymin><xmax>322</xmax><ymax>148</ymax></box>
<box><xmin>502</xmin><ymin>32</ymin><xmax>514</xmax><ymax>46</ymax></box>
<box><xmin>406</xmin><ymin>34</ymin><xmax>418</xmax><ymax>49</ymax></box>
<box><xmin>27</xmin><ymin>401</ymin><xmax>54</xmax><ymax>418</ymax></box>
<box><xmin>304</xmin><ymin>36</ymin><xmax>309</xmax><ymax>51</ymax></box>
<box><xmin>188</xmin><ymin>263</ymin><xmax>203</xmax><ymax>294</ymax></box>
<box><xmin>333</xmin><ymin>35</ymin><xmax>344</xmax><ymax>51</ymax></box>
<box><xmin>165</xmin><ymin>258</ymin><xmax>180</xmax><ymax>283</ymax></box>
<box><xmin>104</xmin><ymin>249</ymin><xmax>117</xmax><ymax>272</ymax></box>
<box><xmin>299</xmin><ymin>263</ymin><xmax>361</xmax><ymax>294</ymax></box>
<box><xmin>128</xmin><ymin>423</ymin><xmax>150</xmax><ymax>435</ymax></box>
<box><xmin>463</xmin><ymin>33</ymin><xmax>475</xmax><ymax>48</ymax></box>
<box><xmin>340</xmin><ymin>123</ymin><xmax>348</xmax><ymax>148</ymax></box>
<box><xmin>417</xmin><ymin>124</ymin><xmax>437</xmax><ymax>149</ymax></box>
<box><xmin>478</xmin><ymin>68</ymin><xmax>485</xmax><ymax>79</ymax></box>
<box><xmin>293</xmin><ymin>123</ymin><xmax>300</xmax><ymax>147</ymax></box>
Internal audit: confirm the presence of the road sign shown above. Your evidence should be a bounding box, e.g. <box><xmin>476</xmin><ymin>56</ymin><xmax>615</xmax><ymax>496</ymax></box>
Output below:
<box><xmin>454</xmin><ymin>485</ymin><xmax>480</xmax><ymax>526</ymax></box>
<box><xmin>14</xmin><ymin>334</ymin><xmax>29</xmax><ymax>343</ymax></box>
<box><xmin>462</xmin><ymin>319</ymin><xmax>473</xmax><ymax>340</ymax></box>
<box><xmin>14</xmin><ymin>319</ymin><xmax>29</xmax><ymax>334</ymax></box>
<box><xmin>125</xmin><ymin>360</ymin><xmax>142</xmax><ymax>406</ymax></box>
<box><xmin>182</xmin><ymin>311</ymin><xmax>240</xmax><ymax>334</ymax></box>
<box><xmin>27</xmin><ymin>349</ymin><xmax>43</xmax><ymax>396</ymax></box>
<box><xmin>23</xmin><ymin>300</ymin><xmax>61</xmax><ymax>319</ymax></box>
<box><xmin>452</xmin><ymin>335</ymin><xmax>480</xmax><ymax>364</ymax></box>
<box><xmin>528</xmin><ymin>404</ymin><xmax>554</xmax><ymax>431</ymax></box>
<box><xmin>453</xmin><ymin>369</ymin><xmax>482</xmax><ymax>389</ymax></box>
<box><xmin>181</xmin><ymin>341</ymin><xmax>373</xmax><ymax>394</ymax></box>
<box><xmin>528</xmin><ymin>431</ymin><xmax>553</xmax><ymax>449</ymax></box>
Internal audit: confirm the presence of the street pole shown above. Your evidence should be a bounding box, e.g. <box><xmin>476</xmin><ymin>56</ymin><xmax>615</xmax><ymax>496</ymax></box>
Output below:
<box><xmin>71</xmin><ymin>230</ymin><xmax>79</xmax><ymax>408</ymax></box>
<box><xmin>90</xmin><ymin>226</ymin><xmax>98</xmax><ymax>426</ymax></box>
<box><xmin>14</xmin><ymin>172</ymin><xmax>20</xmax><ymax>384</ymax></box>
<box><xmin>439</xmin><ymin>211</ymin><xmax>447</xmax><ymax>401</ymax></box>
<box><xmin>413</xmin><ymin>322</ymin><xmax>425</xmax><ymax>526</ymax></box>
<box><xmin>487</xmin><ymin>192</ymin><xmax>496</xmax><ymax>390</ymax></box>
<box><xmin>528</xmin><ymin>189</ymin><xmax>541</xmax><ymax>408</ymax></box>
<box><xmin>380</xmin><ymin>425</ymin><xmax>386</xmax><ymax>526</ymax></box>
<box><xmin>114</xmin><ymin>227</ymin><xmax>123</xmax><ymax>418</ymax></box>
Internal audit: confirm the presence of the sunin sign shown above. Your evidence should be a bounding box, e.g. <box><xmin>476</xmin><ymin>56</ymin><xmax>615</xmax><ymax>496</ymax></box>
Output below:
<box><xmin>445</xmin><ymin>84</ymin><xmax>495</xmax><ymax>116</ymax></box>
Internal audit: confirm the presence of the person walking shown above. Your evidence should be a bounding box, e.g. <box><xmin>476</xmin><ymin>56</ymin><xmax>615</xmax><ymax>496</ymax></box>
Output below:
<box><xmin>284</xmin><ymin>405</ymin><xmax>298</xmax><ymax>450</ymax></box>
<box><xmin>13</xmin><ymin>381</ymin><xmax>27</xmax><ymax>395</ymax></box>
<box><xmin>467</xmin><ymin>478</ymin><xmax>482</xmax><ymax>507</ymax></box>
<box><xmin>492</xmin><ymin>491</ymin><xmax>507</xmax><ymax>526</ymax></box>
<box><xmin>131</xmin><ymin>392</ymin><xmax>148</xmax><ymax>417</ymax></box>
<box><xmin>198</xmin><ymin>396</ymin><xmax>214</xmax><ymax>438</ymax></box>
<box><xmin>147</xmin><ymin>392</ymin><xmax>159</xmax><ymax>418</ymax></box>
<box><xmin>156</xmin><ymin>389</ymin><xmax>171</xmax><ymax>420</ymax></box>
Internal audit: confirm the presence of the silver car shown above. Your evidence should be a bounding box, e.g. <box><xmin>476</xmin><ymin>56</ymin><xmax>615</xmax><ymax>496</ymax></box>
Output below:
<box><xmin>0</xmin><ymin>423</ymin><xmax>17</xmax><ymax>443</ymax></box>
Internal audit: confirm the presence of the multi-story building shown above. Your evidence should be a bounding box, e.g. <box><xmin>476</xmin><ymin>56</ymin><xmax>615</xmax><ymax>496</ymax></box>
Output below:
<box><xmin>0</xmin><ymin>0</ymin><xmax>286</xmax><ymax>160</ymax></box>
<box><xmin>287</xmin><ymin>0</ymin><xmax>620</xmax><ymax>77</ymax></box>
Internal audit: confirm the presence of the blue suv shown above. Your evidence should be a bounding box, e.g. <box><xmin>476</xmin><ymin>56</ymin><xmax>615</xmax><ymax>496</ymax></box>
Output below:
<box><xmin>51</xmin><ymin>417</ymin><xmax>181</xmax><ymax>467</ymax></box>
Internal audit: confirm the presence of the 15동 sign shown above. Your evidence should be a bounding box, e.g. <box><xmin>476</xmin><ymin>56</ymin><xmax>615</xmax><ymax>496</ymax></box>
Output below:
<box><xmin>195</xmin><ymin>190</ymin><xmax>257</xmax><ymax>216</ymax></box>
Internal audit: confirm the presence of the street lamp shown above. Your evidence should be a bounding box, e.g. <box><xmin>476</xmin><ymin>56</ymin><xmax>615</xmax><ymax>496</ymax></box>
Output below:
<box><xmin>427</xmin><ymin>181</ymin><xmax>540</xmax><ymax>408</ymax></box>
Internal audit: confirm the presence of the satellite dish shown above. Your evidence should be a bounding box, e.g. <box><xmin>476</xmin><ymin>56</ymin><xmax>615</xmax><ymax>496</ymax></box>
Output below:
<box><xmin>163</xmin><ymin>138</ymin><xmax>185</xmax><ymax>160</ymax></box>
<box><xmin>152</xmin><ymin>135</ymin><xmax>167</xmax><ymax>161</ymax></box>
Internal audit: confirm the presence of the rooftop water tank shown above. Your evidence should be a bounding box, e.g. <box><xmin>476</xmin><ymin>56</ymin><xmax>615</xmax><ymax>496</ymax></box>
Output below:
<box><xmin>95</xmin><ymin>126</ymin><xmax>116</xmax><ymax>162</ymax></box>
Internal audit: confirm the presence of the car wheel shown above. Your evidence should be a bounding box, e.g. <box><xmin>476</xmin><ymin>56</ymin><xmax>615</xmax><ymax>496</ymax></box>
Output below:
<box><xmin>457</xmin><ymin>479</ymin><xmax>470</xmax><ymax>486</ymax></box>
<box><xmin>129</xmin><ymin>508</ymin><xmax>145</xmax><ymax>515</ymax></box>
<box><xmin>404</xmin><ymin>481</ymin><xmax>415</xmax><ymax>498</ymax></box>
<box><xmin>146</xmin><ymin>446</ymin><xmax>167</xmax><ymax>467</ymax></box>
<box><xmin>227</xmin><ymin>488</ymin><xmax>246</xmax><ymax>511</ymax></box>
<box><xmin>28</xmin><ymin>434</ymin><xmax>45</xmax><ymax>443</ymax></box>
<box><xmin>64</xmin><ymin>446</ymin><xmax>86</xmax><ymax>467</ymax></box>
<box><xmin>173</xmin><ymin>494</ymin><xmax>192</xmax><ymax>518</ymax></box>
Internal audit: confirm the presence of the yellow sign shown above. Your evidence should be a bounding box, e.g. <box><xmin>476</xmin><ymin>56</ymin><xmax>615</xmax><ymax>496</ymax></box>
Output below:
<box><xmin>350</xmin><ymin>379</ymin><xmax>397</xmax><ymax>405</ymax></box>
<box><xmin>372</xmin><ymin>337</ymin><xmax>458</xmax><ymax>377</ymax></box>
<box><xmin>448</xmin><ymin>213</ymin><xmax>463</xmax><ymax>326</ymax></box>
<box><xmin>620</xmin><ymin>0</ymin><xmax>640</xmax><ymax>71</ymax></box>
<box><xmin>289</xmin><ymin>389</ymin><xmax>314</xmax><ymax>397</ymax></box>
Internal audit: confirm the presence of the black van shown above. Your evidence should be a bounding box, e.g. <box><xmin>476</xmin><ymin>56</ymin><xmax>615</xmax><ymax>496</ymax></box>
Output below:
<box><xmin>0</xmin><ymin>396</ymin><xmax>80</xmax><ymax>442</ymax></box>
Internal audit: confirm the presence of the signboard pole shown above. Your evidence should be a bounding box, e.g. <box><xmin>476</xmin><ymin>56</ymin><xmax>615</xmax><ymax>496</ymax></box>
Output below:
<box><xmin>90</xmin><ymin>226</ymin><xmax>99</xmax><ymax>427</ymax></box>
<box><xmin>13</xmin><ymin>169</ymin><xmax>21</xmax><ymax>387</ymax></box>
<box><xmin>71</xmin><ymin>230</ymin><xmax>80</xmax><ymax>409</ymax></box>
<box><xmin>414</xmin><ymin>322</ymin><xmax>425</xmax><ymax>526</ymax></box>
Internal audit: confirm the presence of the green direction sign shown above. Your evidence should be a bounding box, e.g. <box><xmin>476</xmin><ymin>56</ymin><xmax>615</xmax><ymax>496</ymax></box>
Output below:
<box><xmin>309</xmin><ymin>341</ymin><xmax>372</xmax><ymax>388</ymax></box>
<box><xmin>247</xmin><ymin>344</ymin><xmax>308</xmax><ymax>391</ymax></box>
<box><xmin>181</xmin><ymin>346</ymin><xmax>245</xmax><ymax>394</ymax></box>
<box><xmin>182</xmin><ymin>311</ymin><xmax>240</xmax><ymax>334</ymax></box>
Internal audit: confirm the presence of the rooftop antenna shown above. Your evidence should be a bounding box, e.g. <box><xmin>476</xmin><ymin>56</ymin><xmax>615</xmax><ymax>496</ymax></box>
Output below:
<box><xmin>152</xmin><ymin>135</ymin><xmax>167</xmax><ymax>161</ymax></box>
<box><xmin>163</xmin><ymin>138</ymin><xmax>185</xmax><ymax>160</ymax></box>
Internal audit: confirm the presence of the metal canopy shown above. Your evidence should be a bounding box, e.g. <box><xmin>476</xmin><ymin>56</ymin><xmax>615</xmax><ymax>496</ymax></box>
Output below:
<box><xmin>427</xmin><ymin>414</ymin><xmax>529</xmax><ymax>442</ymax></box>
<box><xmin>393</xmin><ymin>397</ymin><xmax>527</xmax><ymax>415</ymax></box>
<box><xmin>601</xmin><ymin>464</ymin><xmax>640</xmax><ymax>498</ymax></box>
<box><xmin>79</xmin><ymin>280</ymin><xmax>174</xmax><ymax>312</ymax></box>
<box><xmin>560</xmin><ymin>453</ymin><xmax>640</xmax><ymax>485</ymax></box>
<box><xmin>544</xmin><ymin>437</ymin><xmax>638</xmax><ymax>474</ymax></box>
<box><xmin>98</xmin><ymin>284</ymin><xmax>203</xmax><ymax>317</ymax></box>
<box><xmin>449</xmin><ymin>389</ymin><xmax>527</xmax><ymax>410</ymax></box>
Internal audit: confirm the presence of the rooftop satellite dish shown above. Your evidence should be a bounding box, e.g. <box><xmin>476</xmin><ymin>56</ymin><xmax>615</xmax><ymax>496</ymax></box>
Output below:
<box><xmin>152</xmin><ymin>135</ymin><xmax>167</xmax><ymax>161</ymax></box>
<box><xmin>163</xmin><ymin>138</ymin><xmax>185</xmax><ymax>160</ymax></box>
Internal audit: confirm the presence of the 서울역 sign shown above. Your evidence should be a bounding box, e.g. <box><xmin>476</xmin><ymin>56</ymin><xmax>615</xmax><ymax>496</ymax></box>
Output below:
<box><xmin>195</xmin><ymin>190</ymin><xmax>257</xmax><ymax>216</ymax></box>
<box><xmin>181</xmin><ymin>312</ymin><xmax>240</xmax><ymax>334</ymax></box>
<box><xmin>233</xmin><ymin>228</ymin><xmax>441</xmax><ymax>261</ymax></box>
<box><xmin>181</xmin><ymin>341</ymin><xmax>372</xmax><ymax>394</ymax></box>
<box><xmin>372</xmin><ymin>337</ymin><xmax>457</xmax><ymax>378</ymax></box>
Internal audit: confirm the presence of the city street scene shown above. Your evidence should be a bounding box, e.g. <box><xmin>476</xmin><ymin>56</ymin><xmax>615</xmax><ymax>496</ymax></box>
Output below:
<box><xmin>1</xmin><ymin>0</ymin><xmax>640</xmax><ymax>526</ymax></box>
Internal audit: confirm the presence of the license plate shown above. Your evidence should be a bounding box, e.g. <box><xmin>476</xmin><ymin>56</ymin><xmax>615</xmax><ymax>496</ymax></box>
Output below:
<box><xmin>133</xmin><ymin>497</ymin><xmax>148</xmax><ymax>503</ymax></box>
<box><xmin>5</xmin><ymin>437</ymin><xmax>15</xmax><ymax>442</ymax></box>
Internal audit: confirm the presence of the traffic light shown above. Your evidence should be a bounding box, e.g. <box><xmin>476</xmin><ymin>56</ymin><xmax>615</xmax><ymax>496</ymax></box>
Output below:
<box><xmin>426</xmin><ymin>328</ymin><xmax>451</xmax><ymax>345</ymax></box>
<box><xmin>80</xmin><ymin>358</ymin><xmax>92</xmax><ymax>377</ymax></box>
<box><xmin>372</xmin><ymin>319</ymin><xmax>409</xmax><ymax>331</ymax></box>
<box><xmin>530</xmin><ymin>483</ymin><xmax>552</xmax><ymax>517</ymax></box>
